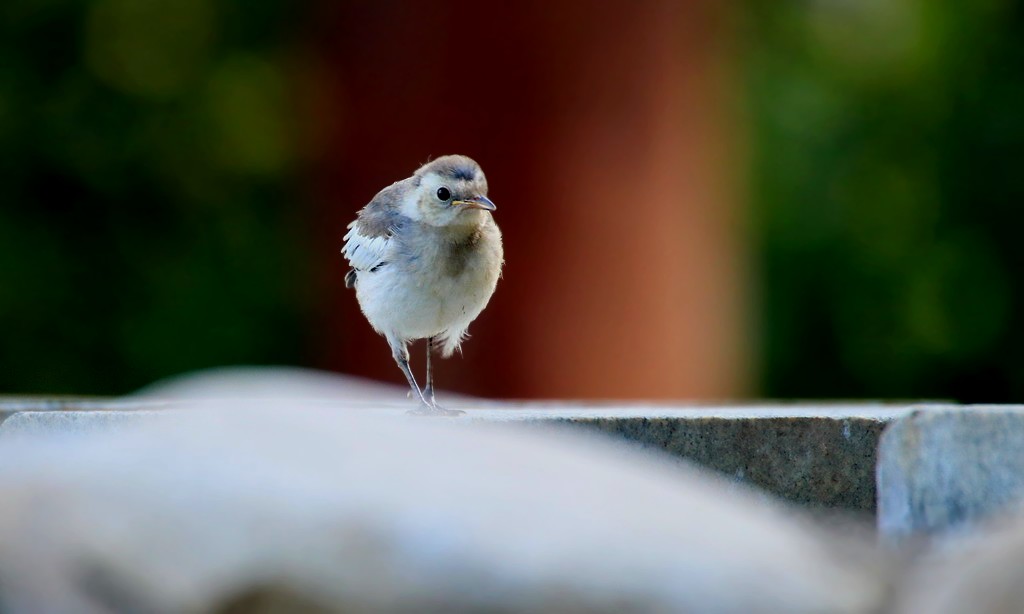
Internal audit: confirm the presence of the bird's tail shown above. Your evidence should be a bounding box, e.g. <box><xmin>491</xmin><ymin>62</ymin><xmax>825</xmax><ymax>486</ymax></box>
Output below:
<box><xmin>438</xmin><ymin>329</ymin><xmax>469</xmax><ymax>358</ymax></box>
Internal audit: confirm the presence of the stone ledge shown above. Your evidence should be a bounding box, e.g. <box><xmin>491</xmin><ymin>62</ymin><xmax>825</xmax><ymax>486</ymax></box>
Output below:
<box><xmin>0</xmin><ymin>400</ymin><xmax>931</xmax><ymax>513</ymax></box>
<box><xmin>0</xmin><ymin>405</ymin><xmax>889</xmax><ymax>613</ymax></box>
<box><xmin>878</xmin><ymin>406</ymin><xmax>1024</xmax><ymax>539</ymax></box>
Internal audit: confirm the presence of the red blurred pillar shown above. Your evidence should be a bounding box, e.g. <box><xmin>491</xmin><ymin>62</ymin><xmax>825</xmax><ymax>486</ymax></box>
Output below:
<box><xmin>307</xmin><ymin>0</ymin><xmax>747</xmax><ymax>400</ymax></box>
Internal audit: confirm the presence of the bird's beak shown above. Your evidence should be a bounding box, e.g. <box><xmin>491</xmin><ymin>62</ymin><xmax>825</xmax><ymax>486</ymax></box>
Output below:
<box><xmin>453</xmin><ymin>195</ymin><xmax>496</xmax><ymax>212</ymax></box>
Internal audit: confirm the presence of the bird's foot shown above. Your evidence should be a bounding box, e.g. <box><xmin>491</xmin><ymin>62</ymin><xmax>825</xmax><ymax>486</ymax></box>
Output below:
<box><xmin>406</xmin><ymin>400</ymin><xmax>465</xmax><ymax>417</ymax></box>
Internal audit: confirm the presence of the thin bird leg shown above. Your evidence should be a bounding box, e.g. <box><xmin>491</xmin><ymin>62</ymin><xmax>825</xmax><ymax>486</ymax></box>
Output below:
<box><xmin>410</xmin><ymin>337</ymin><xmax>463</xmax><ymax>417</ymax></box>
<box><xmin>390</xmin><ymin>341</ymin><xmax>430</xmax><ymax>407</ymax></box>
<box><xmin>424</xmin><ymin>336</ymin><xmax>437</xmax><ymax>407</ymax></box>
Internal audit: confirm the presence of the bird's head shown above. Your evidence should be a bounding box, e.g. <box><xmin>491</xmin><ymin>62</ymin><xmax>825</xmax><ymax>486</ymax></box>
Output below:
<box><xmin>403</xmin><ymin>155</ymin><xmax>495</xmax><ymax>227</ymax></box>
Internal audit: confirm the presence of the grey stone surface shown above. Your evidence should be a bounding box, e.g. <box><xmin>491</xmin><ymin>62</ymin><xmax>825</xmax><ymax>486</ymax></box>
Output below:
<box><xmin>136</xmin><ymin>368</ymin><xmax>944</xmax><ymax>514</ymax></box>
<box><xmin>0</xmin><ymin>399</ymin><xmax>920</xmax><ymax>513</ymax></box>
<box><xmin>0</xmin><ymin>405</ymin><xmax>888</xmax><ymax>613</ymax></box>
<box><xmin>878</xmin><ymin>406</ymin><xmax>1024</xmax><ymax>539</ymax></box>
<box><xmin>496</xmin><ymin>405</ymin><xmax>909</xmax><ymax>512</ymax></box>
<box><xmin>0</xmin><ymin>410</ymin><xmax>163</xmax><ymax>438</ymax></box>
<box><xmin>0</xmin><ymin>398</ymin><xmax>172</xmax><ymax>430</ymax></box>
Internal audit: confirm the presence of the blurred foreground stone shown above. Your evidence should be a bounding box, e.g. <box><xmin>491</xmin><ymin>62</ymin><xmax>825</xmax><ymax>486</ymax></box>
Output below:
<box><xmin>15</xmin><ymin>367</ymin><xmax>1024</xmax><ymax>612</ymax></box>
<box><xmin>0</xmin><ymin>404</ymin><xmax>912</xmax><ymax>513</ymax></box>
<box><xmin>1</xmin><ymin>366</ymin><xmax>926</xmax><ymax>514</ymax></box>
<box><xmin>893</xmin><ymin>514</ymin><xmax>1024</xmax><ymax>614</ymax></box>
<box><xmin>0</xmin><ymin>405</ymin><xmax>887</xmax><ymax>613</ymax></box>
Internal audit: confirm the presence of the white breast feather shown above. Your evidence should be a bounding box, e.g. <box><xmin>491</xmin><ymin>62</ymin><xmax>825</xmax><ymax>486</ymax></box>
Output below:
<box><xmin>341</xmin><ymin>223</ymin><xmax>391</xmax><ymax>271</ymax></box>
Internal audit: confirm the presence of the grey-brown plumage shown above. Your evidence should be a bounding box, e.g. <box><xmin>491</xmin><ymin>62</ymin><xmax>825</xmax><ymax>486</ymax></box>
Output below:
<box><xmin>341</xmin><ymin>155</ymin><xmax>504</xmax><ymax>415</ymax></box>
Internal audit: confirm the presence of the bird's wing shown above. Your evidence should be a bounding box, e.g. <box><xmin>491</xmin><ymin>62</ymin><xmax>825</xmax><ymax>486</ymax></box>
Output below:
<box><xmin>341</xmin><ymin>180</ymin><xmax>408</xmax><ymax>272</ymax></box>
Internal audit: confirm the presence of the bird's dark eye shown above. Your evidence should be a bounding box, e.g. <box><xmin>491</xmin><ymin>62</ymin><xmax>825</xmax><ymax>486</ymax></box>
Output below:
<box><xmin>436</xmin><ymin>187</ymin><xmax>451</xmax><ymax>201</ymax></box>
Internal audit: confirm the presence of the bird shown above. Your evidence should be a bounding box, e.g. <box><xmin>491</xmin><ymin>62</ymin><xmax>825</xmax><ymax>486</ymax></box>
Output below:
<box><xmin>341</xmin><ymin>155</ymin><xmax>504</xmax><ymax>415</ymax></box>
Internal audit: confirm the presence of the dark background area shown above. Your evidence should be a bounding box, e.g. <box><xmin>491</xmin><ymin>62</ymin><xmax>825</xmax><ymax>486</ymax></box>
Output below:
<box><xmin>1</xmin><ymin>0</ymin><xmax>1022</xmax><ymax>402</ymax></box>
<box><xmin>0</xmin><ymin>0</ymin><xmax>312</xmax><ymax>394</ymax></box>
<box><xmin>744</xmin><ymin>2</ymin><xmax>1024</xmax><ymax>401</ymax></box>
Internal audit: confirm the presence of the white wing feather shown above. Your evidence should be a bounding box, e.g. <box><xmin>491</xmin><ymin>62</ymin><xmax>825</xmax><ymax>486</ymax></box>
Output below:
<box><xmin>341</xmin><ymin>222</ymin><xmax>391</xmax><ymax>271</ymax></box>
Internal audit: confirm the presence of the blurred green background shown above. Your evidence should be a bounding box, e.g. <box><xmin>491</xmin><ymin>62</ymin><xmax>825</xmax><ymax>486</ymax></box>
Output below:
<box><xmin>0</xmin><ymin>0</ymin><xmax>313</xmax><ymax>394</ymax></box>
<box><xmin>743</xmin><ymin>1</ymin><xmax>1024</xmax><ymax>401</ymax></box>
<box><xmin>1</xmin><ymin>0</ymin><xmax>1022</xmax><ymax>401</ymax></box>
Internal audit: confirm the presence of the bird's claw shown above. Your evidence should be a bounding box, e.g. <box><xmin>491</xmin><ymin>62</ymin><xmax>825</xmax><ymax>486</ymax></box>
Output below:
<box><xmin>406</xmin><ymin>402</ymin><xmax>465</xmax><ymax>417</ymax></box>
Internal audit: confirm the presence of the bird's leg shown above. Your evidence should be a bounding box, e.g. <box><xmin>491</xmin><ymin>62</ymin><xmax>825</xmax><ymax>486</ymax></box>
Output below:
<box><xmin>389</xmin><ymin>340</ymin><xmax>430</xmax><ymax>408</ymax></box>
<box><xmin>390</xmin><ymin>338</ymin><xmax>461</xmax><ymax>416</ymax></box>
<box><xmin>424</xmin><ymin>336</ymin><xmax>437</xmax><ymax>407</ymax></box>
<box><xmin>409</xmin><ymin>336</ymin><xmax>464</xmax><ymax>417</ymax></box>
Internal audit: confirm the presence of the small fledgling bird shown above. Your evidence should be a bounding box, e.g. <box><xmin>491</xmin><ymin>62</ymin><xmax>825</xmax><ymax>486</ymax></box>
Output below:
<box><xmin>341</xmin><ymin>155</ymin><xmax>504</xmax><ymax>415</ymax></box>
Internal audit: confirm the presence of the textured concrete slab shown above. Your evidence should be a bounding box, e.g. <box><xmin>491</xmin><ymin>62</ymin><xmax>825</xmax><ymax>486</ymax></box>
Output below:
<box><xmin>514</xmin><ymin>405</ymin><xmax>911</xmax><ymax>512</ymax></box>
<box><xmin>0</xmin><ymin>397</ymin><xmax>171</xmax><ymax>426</ymax></box>
<box><xmin>0</xmin><ymin>410</ymin><xmax>165</xmax><ymax>438</ymax></box>
<box><xmin>0</xmin><ymin>407</ymin><xmax>889</xmax><ymax>613</ymax></box>
<box><xmin>878</xmin><ymin>406</ymin><xmax>1024</xmax><ymax>539</ymax></box>
<box><xmin>0</xmin><ymin>400</ymin><xmax>926</xmax><ymax>513</ymax></box>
